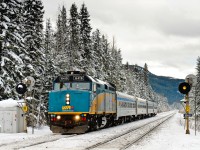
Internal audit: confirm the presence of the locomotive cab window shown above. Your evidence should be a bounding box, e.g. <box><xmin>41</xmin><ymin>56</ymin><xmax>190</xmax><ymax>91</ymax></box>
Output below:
<box><xmin>71</xmin><ymin>82</ymin><xmax>90</xmax><ymax>90</ymax></box>
<box><xmin>54</xmin><ymin>82</ymin><xmax>90</xmax><ymax>91</ymax></box>
<box><xmin>54</xmin><ymin>83</ymin><xmax>60</xmax><ymax>90</ymax></box>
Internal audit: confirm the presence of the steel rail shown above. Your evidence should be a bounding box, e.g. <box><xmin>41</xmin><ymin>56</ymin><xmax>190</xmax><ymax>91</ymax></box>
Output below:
<box><xmin>86</xmin><ymin>113</ymin><xmax>175</xmax><ymax>150</ymax></box>
<box><xmin>121</xmin><ymin>113</ymin><xmax>174</xmax><ymax>150</ymax></box>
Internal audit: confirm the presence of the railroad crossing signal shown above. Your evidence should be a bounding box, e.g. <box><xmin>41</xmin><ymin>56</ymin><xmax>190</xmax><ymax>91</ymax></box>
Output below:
<box><xmin>178</xmin><ymin>82</ymin><xmax>191</xmax><ymax>94</ymax></box>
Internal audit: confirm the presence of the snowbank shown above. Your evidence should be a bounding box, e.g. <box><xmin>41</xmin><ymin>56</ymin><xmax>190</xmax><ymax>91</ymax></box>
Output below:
<box><xmin>0</xmin><ymin>98</ymin><xmax>23</xmax><ymax>108</ymax></box>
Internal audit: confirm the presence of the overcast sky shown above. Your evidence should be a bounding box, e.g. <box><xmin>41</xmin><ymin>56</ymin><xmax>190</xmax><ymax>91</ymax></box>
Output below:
<box><xmin>41</xmin><ymin>0</ymin><xmax>200</xmax><ymax>79</ymax></box>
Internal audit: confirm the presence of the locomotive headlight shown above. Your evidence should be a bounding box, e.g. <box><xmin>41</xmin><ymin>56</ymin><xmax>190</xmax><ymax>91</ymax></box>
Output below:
<box><xmin>75</xmin><ymin>115</ymin><xmax>80</xmax><ymax>120</ymax></box>
<box><xmin>56</xmin><ymin>115</ymin><xmax>61</xmax><ymax>120</ymax></box>
<box><xmin>66</xmin><ymin>94</ymin><xmax>70</xmax><ymax>105</ymax></box>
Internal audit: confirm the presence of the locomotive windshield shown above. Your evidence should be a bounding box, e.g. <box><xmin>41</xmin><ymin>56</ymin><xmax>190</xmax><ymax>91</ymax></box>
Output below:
<box><xmin>54</xmin><ymin>82</ymin><xmax>91</xmax><ymax>91</ymax></box>
<box><xmin>53</xmin><ymin>72</ymin><xmax>93</xmax><ymax>91</ymax></box>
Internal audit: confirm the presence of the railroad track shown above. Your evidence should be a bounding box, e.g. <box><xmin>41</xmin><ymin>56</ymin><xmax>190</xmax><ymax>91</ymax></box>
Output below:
<box><xmin>86</xmin><ymin>112</ymin><xmax>175</xmax><ymax>150</ymax></box>
<box><xmin>0</xmin><ymin>133</ymin><xmax>76</xmax><ymax>150</ymax></box>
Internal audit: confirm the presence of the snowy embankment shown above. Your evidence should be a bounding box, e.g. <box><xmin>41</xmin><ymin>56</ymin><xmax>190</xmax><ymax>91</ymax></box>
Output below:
<box><xmin>1</xmin><ymin>111</ymin><xmax>200</xmax><ymax>150</ymax></box>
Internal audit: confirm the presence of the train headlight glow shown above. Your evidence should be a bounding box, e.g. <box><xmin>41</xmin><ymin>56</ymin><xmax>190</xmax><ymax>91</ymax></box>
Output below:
<box><xmin>56</xmin><ymin>115</ymin><xmax>61</xmax><ymax>120</ymax></box>
<box><xmin>75</xmin><ymin>115</ymin><xmax>80</xmax><ymax>120</ymax></box>
<box><xmin>66</xmin><ymin>94</ymin><xmax>70</xmax><ymax>105</ymax></box>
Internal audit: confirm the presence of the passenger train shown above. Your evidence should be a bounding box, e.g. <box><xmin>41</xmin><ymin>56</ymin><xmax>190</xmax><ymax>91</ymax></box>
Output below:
<box><xmin>48</xmin><ymin>71</ymin><xmax>157</xmax><ymax>133</ymax></box>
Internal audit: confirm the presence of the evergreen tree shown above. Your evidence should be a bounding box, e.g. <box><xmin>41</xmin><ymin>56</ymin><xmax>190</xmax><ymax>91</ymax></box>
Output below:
<box><xmin>196</xmin><ymin>56</ymin><xmax>200</xmax><ymax>114</ymax></box>
<box><xmin>79</xmin><ymin>3</ymin><xmax>93</xmax><ymax>75</ymax></box>
<box><xmin>124</xmin><ymin>62</ymin><xmax>135</xmax><ymax>95</ymax></box>
<box><xmin>108</xmin><ymin>37</ymin><xmax>117</xmax><ymax>84</ymax></box>
<box><xmin>143</xmin><ymin>63</ymin><xmax>148</xmax><ymax>86</ymax></box>
<box><xmin>143</xmin><ymin>63</ymin><xmax>152</xmax><ymax>100</ymax></box>
<box><xmin>92</xmin><ymin>29</ymin><xmax>103</xmax><ymax>79</ymax></box>
<box><xmin>0</xmin><ymin>0</ymin><xmax>24</xmax><ymax>100</ymax></box>
<box><xmin>61</xmin><ymin>6</ymin><xmax>68</xmax><ymax>49</ymax></box>
<box><xmin>44</xmin><ymin>19</ymin><xmax>56</xmax><ymax>82</ymax></box>
<box><xmin>115</xmin><ymin>49</ymin><xmax>126</xmax><ymax>91</ymax></box>
<box><xmin>23</xmin><ymin>0</ymin><xmax>45</xmax><ymax>126</ymax></box>
<box><xmin>156</xmin><ymin>93</ymin><xmax>169</xmax><ymax>112</ymax></box>
<box><xmin>69</xmin><ymin>3</ymin><xmax>82</xmax><ymax>70</ymax></box>
<box><xmin>43</xmin><ymin>18</ymin><xmax>56</xmax><ymax>112</ymax></box>
<box><xmin>61</xmin><ymin>6</ymin><xmax>70</xmax><ymax>72</ymax></box>
<box><xmin>54</xmin><ymin>6</ymin><xmax>70</xmax><ymax>73</ymax></box>
<box><xmin>101</xmin><ymin>35</ymin><xmax>111</xmax><ymax>81</ymax></box>
<box><xmin>23</xmin><ymin>0</ymin><xmax>44</xmax><ymax>77</ymax></box>
<box><xmin>54</xmin><ymin>14</ymin><xmax>62</xmax><ymax>73</ymax></box>
<box><xmin>108</xmin><ymin>37</ymin><xmax>125</xmax><ymax>91</ymax></box>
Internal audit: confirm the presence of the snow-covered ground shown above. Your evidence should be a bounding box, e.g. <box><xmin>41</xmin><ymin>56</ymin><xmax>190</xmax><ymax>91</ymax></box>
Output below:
<box><xmin>0</xmin><ymin>126</ymin><xmax>53</xmax><ymax>146</ymax></box>
<box><xmin>0</xmin><ymin>111</ymin><xmax>200</xmax><ymax>150</ymax></box>
<box><xmin>130</xmin><ymin>113</ymin><xmax>200</xmax><ymax>150</ymax></box>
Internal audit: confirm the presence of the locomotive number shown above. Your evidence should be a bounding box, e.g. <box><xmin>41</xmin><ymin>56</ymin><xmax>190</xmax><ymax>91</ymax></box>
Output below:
<box><xmin>73</xmin><ymin>76</ymin><xmax>84</xmax><ymax>81</ymax></box>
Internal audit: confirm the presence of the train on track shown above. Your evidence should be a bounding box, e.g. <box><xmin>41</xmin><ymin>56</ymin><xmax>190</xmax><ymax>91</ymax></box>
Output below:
<box><xmin>48</xmin><ymin>71</ymin><xmax>157</xmax><ymax>133</ymax></box>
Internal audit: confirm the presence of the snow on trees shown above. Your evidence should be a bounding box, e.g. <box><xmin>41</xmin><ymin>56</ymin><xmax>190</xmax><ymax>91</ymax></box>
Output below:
<box><xmin>195</xmin><ymin>57</ymin><xmax>200</xmax><ymax>115</ymax></box>
<box><xmin>0</xmin><ymin>1</ymin><xmax>171</xmax><ymax>128</ymax></box>
<box><xmin>79</xmin><ymin>3</ymin><xmax>93</xmax><ymax>75</ymax></box>
<box><xmin>22</xmin><ymin>0</ymin><xmax>46</xmax><ymax>127</ymax></box>
<box><xmin>54</xmin><ymin>6</ymin><xmax>70</xmax><ymax>73</ymax></box>
<box><xmin>92</xmin><ymin>29</ymin><xmax>103</xmax><ymax>79</ymax></box>
<box><xmin>44</xmin><ymin>19</ymin><xmax>56</xmax><ymax>89</ymax></box>
<box><xmin>0</xmin><ymin>0</ymin><xmax>25</xmax><ymax>100</ymax></box>
<box><xmin>69</xmin><ymin>3</ymin><xmax>82</xmax><ymax>70</ymax></box>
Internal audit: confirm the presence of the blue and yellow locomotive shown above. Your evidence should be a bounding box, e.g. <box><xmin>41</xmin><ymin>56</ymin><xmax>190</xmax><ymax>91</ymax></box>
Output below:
<box><xmin>48</xmin><ymin>71</ymin><xmax>117</xmax><ymax>133</ymax></box>
<box><xmin>48</xmin><ymin>71</ymin><xmax>157</xmax><ymax>133</ymax></box>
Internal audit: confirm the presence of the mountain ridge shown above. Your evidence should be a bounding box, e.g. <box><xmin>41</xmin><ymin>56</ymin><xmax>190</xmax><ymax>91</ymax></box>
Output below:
<box><xmin>148</xmin><ymin>72</ymin><xmax>184</xmax><ymax>104</ymax></box>
<box><xmin>127</xmin><ymin>64</ymin><xmax>184</xmax><ymax>104</ymax></box>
